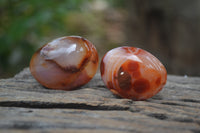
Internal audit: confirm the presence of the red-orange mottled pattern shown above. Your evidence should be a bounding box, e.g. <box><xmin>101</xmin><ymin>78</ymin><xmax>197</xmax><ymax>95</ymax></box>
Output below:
<box><xmin>100</xmin><ymin>46</ymin><xmax>167</xmax><ymax>100</ymax></box>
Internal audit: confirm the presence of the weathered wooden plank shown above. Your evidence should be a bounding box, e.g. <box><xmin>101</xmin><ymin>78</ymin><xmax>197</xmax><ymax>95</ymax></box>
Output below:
<box><xmin>0</xmin><ymin>68</ymin><xmax>200</xmax><ymax>133</ymax></box>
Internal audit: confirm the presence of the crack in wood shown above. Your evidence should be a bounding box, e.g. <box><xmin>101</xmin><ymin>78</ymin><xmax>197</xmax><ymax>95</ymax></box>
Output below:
<box><xmin>161</xmin><ymin>102</ymin><xmax>200</xmax><ymax>108</ymax></box>
<box><xmin>0</xmin><ymin>101</ymin><xmax>129</xmax><ymax>111</ymax></box>
<box><xmin>180</xmin><ymin>99</ymin><xmax>200</xmax><ymax>103</ymax></box>
<box><xmin>173</xmin><ymin>118</ymin><xmax>194</xmax><ymax>123</ymax></box>
<box><xmin>147</xmin><ymin>113</ymin><xmax>168</xmax><ymax>120</ymax></box>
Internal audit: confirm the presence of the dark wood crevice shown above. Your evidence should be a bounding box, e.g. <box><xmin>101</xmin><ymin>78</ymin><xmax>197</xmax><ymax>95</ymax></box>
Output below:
<box><xmin>0</xmin><ymin>101</ymin><xmax>130</xmax><ymax>111</ymax></box>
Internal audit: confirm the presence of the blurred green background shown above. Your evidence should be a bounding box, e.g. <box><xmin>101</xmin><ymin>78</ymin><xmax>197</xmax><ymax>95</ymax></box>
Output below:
<box><xmin>0</xmin><ymin>0</ymin><xmax>200</xmax><ymax>78</ymax></box>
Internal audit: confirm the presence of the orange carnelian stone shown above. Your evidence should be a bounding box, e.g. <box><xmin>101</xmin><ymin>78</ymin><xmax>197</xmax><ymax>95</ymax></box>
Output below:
<box><xmin>100</xmin><ymin>46</ymin><xmax>167</xmax><ymax>100</ymax></box>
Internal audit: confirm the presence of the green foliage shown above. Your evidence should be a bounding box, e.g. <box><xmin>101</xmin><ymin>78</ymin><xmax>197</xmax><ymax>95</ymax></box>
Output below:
<box><xmin>0</xmin><ymin>0</ymin><xmax>92</xmax><ymax>77</ymax></box>
<box><xmin>0</xmin><ymin>0</ymin><xmax>125</xmax><ymax>78</ymax></box>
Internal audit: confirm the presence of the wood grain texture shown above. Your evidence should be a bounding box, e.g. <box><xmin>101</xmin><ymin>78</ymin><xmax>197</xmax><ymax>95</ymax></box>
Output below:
<box><xmin>0</xmin><ymin>68</ymin><xmax>200</xmax><ymax>133</ymax></box>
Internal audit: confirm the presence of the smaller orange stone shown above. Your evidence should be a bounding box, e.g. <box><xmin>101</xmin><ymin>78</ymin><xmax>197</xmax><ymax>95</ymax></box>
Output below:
<box><xmin>30</xmin><ymin>36</ymin><xmax>99</xmax><ymax>90</ymax></box>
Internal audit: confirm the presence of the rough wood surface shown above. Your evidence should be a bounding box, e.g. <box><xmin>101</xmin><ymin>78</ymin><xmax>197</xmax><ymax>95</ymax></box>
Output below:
<box><xmin>0</xmin><ymin>68</ymin><xmax>200</xmax><ymax>133</ymax></box>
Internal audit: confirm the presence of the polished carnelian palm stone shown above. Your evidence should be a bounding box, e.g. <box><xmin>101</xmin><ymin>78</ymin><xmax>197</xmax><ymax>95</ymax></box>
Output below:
<box><xmin>30</xmin><ymin>36</ymin><xmax>98</xmax><ymax>90</ymax></box>
<box><xmin>100</xmin><ymin>46</ymin><xmax>167</xmax><ymax>100</ymax></box>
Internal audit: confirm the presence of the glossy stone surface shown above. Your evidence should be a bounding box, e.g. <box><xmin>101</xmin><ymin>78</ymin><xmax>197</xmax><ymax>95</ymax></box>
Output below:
<box><xmin>100</xmin><ymin>46</ymin><xmax>167</xmax><ymax>100</ymax></box>
<box><xmin>30</xmin><ymin>36</ymin><xmax>99</xmax><ymax>90</ymax></box>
